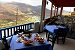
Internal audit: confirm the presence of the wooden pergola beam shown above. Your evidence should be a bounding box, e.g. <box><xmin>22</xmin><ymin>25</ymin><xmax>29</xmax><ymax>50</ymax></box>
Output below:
<box><xmin>49</xmin><ymin>0</ymin><xmax>75</xmax><ymax>7</ymax></box>
<box><xmin>49</xmin><ymin>0</ymin><xmax>58</xmax><ymax>7</ymax></box>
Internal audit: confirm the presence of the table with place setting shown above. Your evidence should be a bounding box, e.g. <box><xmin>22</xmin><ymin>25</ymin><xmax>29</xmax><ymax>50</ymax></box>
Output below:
<box><xmin>10</xmin><ymin>33</ymin><xmax>52</xmax><ymax>50</ymax></box>
<box><xmin>44</xmin><ymin>25</ymin><xmax>66</xmax><ymax>33</ymax></box>
<box><xmin>44</xmin><ymin>25</ymin><xmax>68</xmax><ymax>44</ymax></box>
<box><xmin>44</xmin><ymin>25</ymin><xmax>66</xmax><ymax>37</ymax></box>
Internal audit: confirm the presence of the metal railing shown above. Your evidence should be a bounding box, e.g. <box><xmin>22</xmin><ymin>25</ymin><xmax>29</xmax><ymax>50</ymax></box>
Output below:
<box><xmin>0</xmin><ymin>22</ymin><xmax>34</xmax><ymax>39</ymax></box>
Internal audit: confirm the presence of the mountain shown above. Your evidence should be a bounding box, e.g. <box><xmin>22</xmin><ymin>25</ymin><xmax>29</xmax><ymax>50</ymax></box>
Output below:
<box><xmin>0</xmin><ymin>2</ymin><xmax>70</xmax><ymax>21</ymax></box>
<box><xmin>0</xmin><ymin>2</ymin><xmax>24</xmax><ymax>21</ymax></box>
<box><xmin>10</xmin><ymin>2</ymin><xmax>51</xmax><ymax>16</ymax></box>
<box><xmin>2</xmin><ymin>2</ymin><xmax>52</xmax><ymax>15</ymax></box>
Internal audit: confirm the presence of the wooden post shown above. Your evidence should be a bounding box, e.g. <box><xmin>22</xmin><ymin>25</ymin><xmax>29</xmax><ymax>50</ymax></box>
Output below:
<box><xmin>41</xmin><ymin>0</ymin><xmax>46</xmax><ymax>21</ymax></box>
<box><xmin>60</xmin><ymin>7</ymin><xmax>63</xmax><ymax>17</ymax></box>
<box><xmin>54</xmin><ymin>6</ymin><xmax>56</xmax><ymax>16</ymax></box>
<box><xmin>50</xmin><ymin>3</ymin><xmax>53</xmax><ymax>18</ymax></box>
<box><xmin>60</xmin><ymin>7</ymin><xmax>63</xmax><ymax>23</ymax></box>
<box><xmin>56</xmin><ymin>7</ymin><xmax>58</xmax><ymax>16</ymax></box>
<box><xmin>40</xmin><ymin>0</ymin><xmax>46</xmax><ymax>32</ymax></box>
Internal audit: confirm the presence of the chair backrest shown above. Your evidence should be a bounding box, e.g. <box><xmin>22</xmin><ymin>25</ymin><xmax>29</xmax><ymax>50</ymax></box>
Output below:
<box><xmin>57</xmin><ymin>28</ymin><xmax>68</xmax><ymax>37</ymax></box>
<box><xmin>1</xmin><ymin>36</ymin><xmax>9</xmax><ymax>50</ymax></box>
<box><xmin>47</xmin><ymin>32</ymin><xmax>56</xmax><ymax>50</ymax></box>
<box><xmin>0</xmin><ymin>40</ymin><xmax>5</xmax><ymax>50</ymax></box>
<box><xmin>44</xmin><ymin>29</ymin><xmax>56</xmax><ymax>49</ymax></box>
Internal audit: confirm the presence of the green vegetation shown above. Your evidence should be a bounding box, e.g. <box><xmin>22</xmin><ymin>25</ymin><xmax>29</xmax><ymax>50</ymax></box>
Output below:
<box><xmin>0</xmin><ymin>16</ymin><xmax>40</xmax><ymax>28</ymax></box>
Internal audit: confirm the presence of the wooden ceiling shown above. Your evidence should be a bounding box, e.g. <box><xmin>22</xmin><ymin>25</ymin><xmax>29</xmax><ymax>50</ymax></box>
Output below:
<box><xmin>49</xmin><ymin>0</ymin><xmax>75</xmax><ymax>7</ymax></box>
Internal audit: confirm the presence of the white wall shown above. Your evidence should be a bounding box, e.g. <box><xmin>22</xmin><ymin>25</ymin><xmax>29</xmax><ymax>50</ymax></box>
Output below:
<box><xmin>33</xmin><ymin>22</ymin><xmax>40</xmax><ymax>33</ymax></box>
<box><xmin>40</xmin><ymin>21</ymin><xmax>44</xmax><ymax>32</ymax></box>
<box><xmin>33</xmin><ymin>21</ymin><xmax>44</xmax><ymax>33</ymax></box>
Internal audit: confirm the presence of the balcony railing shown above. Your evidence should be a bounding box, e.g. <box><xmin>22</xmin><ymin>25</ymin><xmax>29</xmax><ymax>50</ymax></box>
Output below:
<box><xmin>0</xmin><ymin>22</ymin><xmax>34</xmax><ymax>39</ymax></box>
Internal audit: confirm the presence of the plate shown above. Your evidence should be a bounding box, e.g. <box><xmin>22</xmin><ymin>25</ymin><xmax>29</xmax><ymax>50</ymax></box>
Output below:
<box><xmin>16</xmin><ymin>38</ymin><xmax>24</xmax><ymax>43</ymax></box>
<box><xmin>24</xmin><ymin>34</ymin><xmax>30</xmax><ymax>37</ymax></box>
<box><xmin>37</xmin><ymin>40</ymin><xmax>44</xmax><ymax>43</ymax></box>
<box><xmin>22</xmin><ymin>40</ymin><xmax>33</xmax><ymax>45</ymax></box>
<box><xmin>17</xmin><ymin>34</ymin><xmax>22</xmax><ymax>37</ymax></box>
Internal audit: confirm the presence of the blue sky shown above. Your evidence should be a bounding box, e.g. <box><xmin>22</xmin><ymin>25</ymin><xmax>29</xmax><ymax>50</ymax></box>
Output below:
<box><xmin>0</xmin><ymin>0</ymin><xmax>75</xmax><ymax>12</ymax></box>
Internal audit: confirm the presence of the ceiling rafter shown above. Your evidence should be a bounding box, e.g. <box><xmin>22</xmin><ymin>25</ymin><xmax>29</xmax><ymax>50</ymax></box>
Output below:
<box><xmin>49</xmin><ymin>0</ymin><xmax>75</xmax><ymax>7</ymax></box>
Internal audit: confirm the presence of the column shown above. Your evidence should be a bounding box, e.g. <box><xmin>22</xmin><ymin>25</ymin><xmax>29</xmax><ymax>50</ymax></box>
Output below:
<box><xmin>60</xmin><ymin>7</ymin><xmax>63</xmax><ymax>17</ymax></box>
<box><xmin>54</xmin><ymin>6</ymin><xmax>57</xmax><ymax>16</ymax></box>
<box><xmin>56</xmin><ymin>7</ymin><xmax>58</xmax><ymax>16</ymax></box>
<box><xmin>40</xmin><ymin>0</ymin><xmax>46</xmax><ymax>32</ymax></box>
<box><xmin>50</xmin><ymin>3</ymin><xmax>53</xmax><ymax>17</ymax></box>
<box><xmin>41</xmin><ymin>0</ymin><xmax>46</xmax><ymax>21</ymax></box>
<box><xmin>60</xmin><ymin>7</ymin><xmax>63</xmax><ymax>23</ymax></box>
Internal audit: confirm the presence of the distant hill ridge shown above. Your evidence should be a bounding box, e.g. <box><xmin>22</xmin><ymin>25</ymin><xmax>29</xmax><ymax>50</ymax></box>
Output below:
<box><xmin>0</xmin><ymin>2</ymin><xmax>70</xmax><ymax>20</ymax></box>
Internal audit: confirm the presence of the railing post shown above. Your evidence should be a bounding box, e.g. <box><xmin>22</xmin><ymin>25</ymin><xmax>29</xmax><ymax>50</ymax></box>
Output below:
<box><xmin>7</xmin><ymin>28</ymin><xmax>9</xmax><ymax>37</ymax></box>
<box><xmin>27</xmin><ymin>24</ymin><xmax>29</xmax><ymax>30</ymax></box>
<box><xmin>10</xmin><ymin>28</ymin><xmax>12</xmax><ymax>36</ymax></box>
<box><xmin>0</xmin><ymin>22</ymin><xmax>34</xmax><ymax>38</ymax></box>
<box><xmin>13</xmin><ymin>27</ymin><xmax>15</xmax><ymax>34</ymax></box>
<box><xmin>4</xmin><ymin>29</ymin><xmax>6</xmax><ymax>37</ymax></box>
<box><xmin>0</xmin><ymin>29</ymin><xmax>2</xmax><ymax>39</ymax></box>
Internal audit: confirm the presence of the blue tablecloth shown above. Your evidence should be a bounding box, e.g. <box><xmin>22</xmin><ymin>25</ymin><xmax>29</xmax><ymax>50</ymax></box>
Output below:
<box><xmin>10</xmin><ymin>33</ymin><xmax>52</xmax><ymax>50</ymax></box>
<box><xmin>44</xmin><ymin>25</ymin><xmax>65</xmax><ymax>33</ymax></box>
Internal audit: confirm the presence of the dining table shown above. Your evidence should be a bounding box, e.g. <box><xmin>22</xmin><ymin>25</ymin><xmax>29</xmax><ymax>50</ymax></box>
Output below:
<box><xmin>44</xmin><ymin>25</ymin><xmax>66</xmax><ymax>37</ymax></box>
<box><xmin>10</xmin><ymin>33</ymin><xmax>52</xmax><ymax>50</ymax></box>
<box><xmin>44</xmin><ymin>25</ymin><xmax>65</xmax><ymax>33</ymax></box>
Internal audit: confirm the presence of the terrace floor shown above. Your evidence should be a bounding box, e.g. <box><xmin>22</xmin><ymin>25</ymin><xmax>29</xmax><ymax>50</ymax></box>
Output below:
<box><xmin>40</xmin><ymin>32</ymin><xmax>75</xmax><ymax>50</ymax></box>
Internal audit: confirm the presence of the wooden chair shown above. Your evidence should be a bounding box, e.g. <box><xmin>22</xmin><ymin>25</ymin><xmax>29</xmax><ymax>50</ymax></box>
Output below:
<box><xmin>44</xmin><ymin>29</ymin><xmax>56</xmax><ymax>50</ymax></box>
<box><xmin>7</xmin><ymin>29</ymin><xmax>25</xmax><ymax>43</ymax></box>
<box><xmin>47</xmin><ymin>32</ymin><xmax>56</xmax><ymax>50</ymax></box>
<box><xmin>56</xmin><ymin>28</ymin><xmax>69</xmax><ymax>44</ymax></box>
<box><xmin>2</xmin><ymin>36</ymin><xmax>9</xmax><ymax>50</ymax></box>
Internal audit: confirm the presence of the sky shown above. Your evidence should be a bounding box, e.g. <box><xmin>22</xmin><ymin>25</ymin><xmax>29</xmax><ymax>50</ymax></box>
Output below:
<box><xmin>0</xmin><ymin>0</ymin><xmax>75</xmax><ymax>12</ymax></box>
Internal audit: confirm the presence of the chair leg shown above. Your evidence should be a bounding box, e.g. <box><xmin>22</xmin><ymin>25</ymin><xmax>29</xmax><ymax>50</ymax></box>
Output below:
<box><xmin>57</xmin><ymin>37</ymin><xmax>59</xmax><ymax>44</ymax></box>
<box><xmin>46</xmin><ymin>32</ymin><xmax>48</xmax><ymax>38</ymax></box>
<box><xmin>62</xmin><ymin>37</ymin><xmax>63</xmax><ymax>41</ymax></box>
<box><xmin>52</xmin><ymin>36</ymin><xmax>56</xmax><ymax>49</ymax></box>
<box><xmin>47</xmin><ymin>33</ymin><xmax>49</xmax><ymax>41</ymax></box>
<box><xmin>63</xmin><ymin>37</ymin><xmax>65</xmax><ymax>44</ymax></box>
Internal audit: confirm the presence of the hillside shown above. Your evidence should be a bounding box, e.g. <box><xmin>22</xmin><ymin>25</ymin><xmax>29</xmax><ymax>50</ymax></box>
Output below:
<box><xmin>0</xmin><ymin>2</ymin><xmax>69</xmax><ymax>21</ymax></box>
<box><xmin>0</xmin><ymin>2</ymin><xmax>70</xmax><ymax>28</ymax></box>
<box><xmin>0</xmin><ymin>2</ymin><xmax>52</xmax><ymax>15</ymax></box>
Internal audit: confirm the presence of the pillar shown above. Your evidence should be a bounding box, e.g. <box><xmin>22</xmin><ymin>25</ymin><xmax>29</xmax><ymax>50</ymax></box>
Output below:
<box><xmin>60</xmin><ymin>7</ymin><xmax>63</xmax><ymax>17</ymax></box>
<box><xmin>50</xmin><ymin>3</ymin><xmax>53</xmax><ymax>17</ymax></box>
